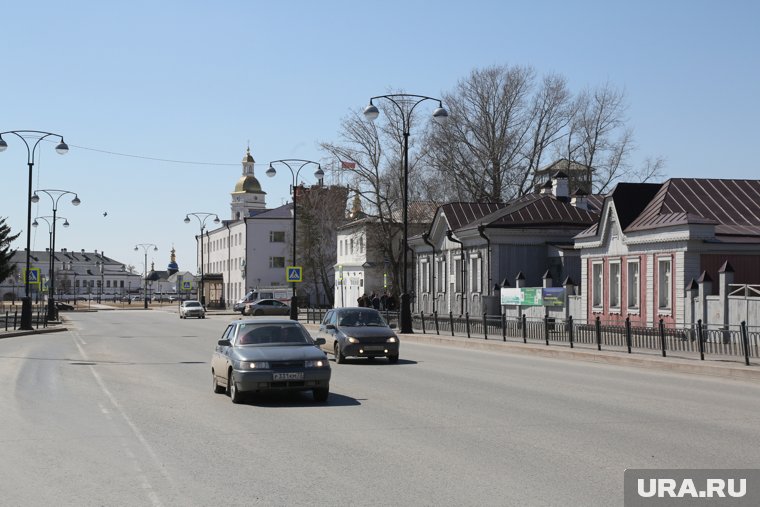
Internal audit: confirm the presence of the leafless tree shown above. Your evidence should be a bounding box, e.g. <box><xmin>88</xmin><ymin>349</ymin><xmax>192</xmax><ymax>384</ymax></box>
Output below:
<box><xmin>296</xmin><ymin>185</ymin><xmax>349</xmax><ymax>306</ymax></box>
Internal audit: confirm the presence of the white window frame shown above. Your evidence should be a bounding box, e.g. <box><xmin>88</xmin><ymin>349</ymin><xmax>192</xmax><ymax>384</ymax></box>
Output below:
<box><xmin>592</xmin><ymin>261</ymin><xmax>604</xmax><ymax>310</ymax></box>
<box><xmin>658</xmin><ymin>257</ymin><xmax>672</xmax><ymax>312</ymax></box>
<box><xmin>269</xmin><ymin>256</ymin><xmax>285</xmax><ymax>269</ymax></box>
<box><xmin>627</xmin><ymin>259</ymin><xmax>640</xmax><ymax>311</ymax></box>
<box><xmin>609</xmin><ymin>260</ymin><xmax>621</xmax><ymax>311</ymax></box>
<box><xmin>469</xmin><ymin>254</ymin><xmax>481</xmax><ymax>294</ymax></box>
<box><xmin>420</xmin><ymin>258</ymin><xmax>430</xmax><ymax>293</ymax></box>
<box><xmin>437</xmin><ymin>257</ymin><xmax>446</xmax><ymax>293</ymax></box>
<box><xmin>454</xmin><ymin>256</ymin><xmax>463</xmax><ymax>293</ymax></box>
<box><xmin>269</xmin><ymin>231</ymin><xmax>285</xmax><ymax>243</ymax></box>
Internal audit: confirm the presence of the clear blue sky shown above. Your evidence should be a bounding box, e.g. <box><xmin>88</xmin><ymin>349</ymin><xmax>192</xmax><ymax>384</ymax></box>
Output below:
<box><xmin>2</xmin><ymin>0</ymin><xmax>758</xmax><ymax>274</ymax></box>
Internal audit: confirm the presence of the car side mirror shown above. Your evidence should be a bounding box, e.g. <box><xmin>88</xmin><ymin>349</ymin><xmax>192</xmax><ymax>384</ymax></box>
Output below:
<box><xmin>389</xmin><ymin>323</ymin><xmax>397</xmax><ymax>329</ymax></box>
<box><xmin>218</xmin><ymin>339</ymin><xmax>231</xmax><ymax>346</ymax></box>
<box><xmin>314</xmin><ymin>337</ymin><xmax>326</xmax><ymax>346</ymax></box>
<box><xmin>326</xmin><ymin>324</ymin><xmax>336</xmax><ymax>330</ymax></box>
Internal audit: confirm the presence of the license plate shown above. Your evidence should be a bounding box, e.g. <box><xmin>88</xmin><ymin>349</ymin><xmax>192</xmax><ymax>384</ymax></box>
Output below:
<box><xmin>272</xmin><ymin>372</ymin><xmax>304</xmax><ymax>381</ymax></box>
<box><xmin>364</xmin><ymin>345</ymin><xmax>385</xmax><ymax>351</ymax></box>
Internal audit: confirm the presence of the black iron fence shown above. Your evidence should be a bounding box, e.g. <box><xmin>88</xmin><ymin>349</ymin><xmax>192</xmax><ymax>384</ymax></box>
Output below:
<box><xmin>1</xmin><ymin>305</ymin><xmax>49</xmax><ymax>332</ymax></box>
<box><xmin>304</xmin><ymin>308</ymin><xmax>757</xmax><ymax>366</ymax></box>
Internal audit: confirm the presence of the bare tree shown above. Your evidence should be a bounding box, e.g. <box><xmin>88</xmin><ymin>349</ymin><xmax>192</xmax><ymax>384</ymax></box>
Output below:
<box><xmin>320</xmin><ymin>99</ymin><xmax>434</xmax><ymax>298</ymax></box>
<box><xmin>297</xmin><ymin>185</ymin><xmax>349</xmax><ymax>306</ymax></box>
<box><xmin>425</xmin><ymin>65</ymin><xmax>536</xmax><ymax>202</ymax></box>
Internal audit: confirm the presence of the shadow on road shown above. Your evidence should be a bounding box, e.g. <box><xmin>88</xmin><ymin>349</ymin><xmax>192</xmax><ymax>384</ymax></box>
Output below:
<box><xmin>243</xmin><ymin>390</ymin><xmax>361</xmax><ymax>408</ymax></box>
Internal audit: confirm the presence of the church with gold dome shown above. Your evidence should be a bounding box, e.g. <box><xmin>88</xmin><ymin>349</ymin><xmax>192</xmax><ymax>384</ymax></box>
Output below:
<box><xmin>199</xmin><ymin>146</ymin><xmax>348</xmax><ymax>308</ymax></box>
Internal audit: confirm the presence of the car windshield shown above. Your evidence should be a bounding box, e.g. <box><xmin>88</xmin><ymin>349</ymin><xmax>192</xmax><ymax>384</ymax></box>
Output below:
<box><xmin>338</xmin><ymin>310</ymin><xmax>387</xmax><ymax>327</ymax></box>
<box><xmin>236</xmin><ymin>323</ymin><xmax>313</xmax><ymax>346</ymax></box>
<box><xmin>185</xmin><ymin>302</ymin><xmax>201</xmax><ymax>307</ymax></box>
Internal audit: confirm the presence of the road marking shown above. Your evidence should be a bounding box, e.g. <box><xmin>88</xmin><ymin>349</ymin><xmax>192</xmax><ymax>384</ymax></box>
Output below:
<box><xmin>70</xmin><ymin>330</ymin><xmax>177</xmax><ymax>507</ymax></box>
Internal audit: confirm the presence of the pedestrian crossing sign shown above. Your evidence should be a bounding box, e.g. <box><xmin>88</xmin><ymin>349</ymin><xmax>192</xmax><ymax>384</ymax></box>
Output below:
<box><xmin>182</xmin><ymin>281</ymin><xmax>193</xmax><ymax>290</ymax></box>
<box><xmin>286</xmin><ymin>266</ymin><xmax>302</xmax><ymax>283</ymax></box>
<box><xmin>25</xmin><ymin>268</ymin><xmax>41</xmax><ymax>286</ymax></box>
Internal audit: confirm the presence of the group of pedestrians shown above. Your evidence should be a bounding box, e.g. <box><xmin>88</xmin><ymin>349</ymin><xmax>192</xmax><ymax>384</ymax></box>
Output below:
<box><xmin>357</xmin><ymin>291</ymin><xmax>397</xmax><ymax>311</ymax></box>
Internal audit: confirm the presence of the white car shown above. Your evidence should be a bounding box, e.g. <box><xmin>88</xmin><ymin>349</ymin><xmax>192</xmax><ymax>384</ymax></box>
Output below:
<box><xmin>180</xmin><ymin>300</ymin><xmax>206</xmax><ymax>319</ymax></box>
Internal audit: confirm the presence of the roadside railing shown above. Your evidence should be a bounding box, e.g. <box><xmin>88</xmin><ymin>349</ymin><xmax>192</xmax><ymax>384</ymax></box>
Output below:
<box><xmin>1</xmin><ymin>305</ymin><xmax>48</xmax><ymax>332</ymax></box>
<box><xmin>304</xmin><ymin>308</ymin><xmax>756</xmax><ymax>367</ymax></box>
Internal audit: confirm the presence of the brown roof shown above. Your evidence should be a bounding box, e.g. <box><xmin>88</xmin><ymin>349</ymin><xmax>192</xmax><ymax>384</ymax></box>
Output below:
<box><xmin>461</xmin><ymin>193</ymin><xmax>599</xmax><ymax>230</ymax></box>
<box><xmin>626</xmin><ymin>179</ymin><xmax>760</xmax><ymax>235</ymax></box>
<box><xmin>440</xmin><ymin>202</ymin><xmax>507</xmax><ymax>230</ymax></box>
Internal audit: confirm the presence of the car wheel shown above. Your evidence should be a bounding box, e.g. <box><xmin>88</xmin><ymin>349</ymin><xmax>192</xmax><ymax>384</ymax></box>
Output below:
<box><xmin>212</xmin><ymin>371</ymin><xmax>225</xmax><ymax>394</ymax></box>
<box><xmin>313</xmin><ymin>387</ymin><xmax>329</xmax><ymax>402</ymax></box>
<box><xmin>201</xmin><ymin>315</ymin><xmax>206</xmax><ymax>319</ymax></box>
<box><xmin>229</xmin><ymin>372</ymin><xmax>244</xmax><ymax>404</ymax></box>
<box><xmin>387</xmin><ymin>354</ymin><xmax>399</xmax><ymax>364</ymax></box>
<box><xmin>334</xmin><ymin>343</ymin><xmax>345</xmax><ymax>364</ymax></box>
<box><xmin>254</xmin><ymin>309</ymin><xmax>263</xmax><ymax>316</ymax></box>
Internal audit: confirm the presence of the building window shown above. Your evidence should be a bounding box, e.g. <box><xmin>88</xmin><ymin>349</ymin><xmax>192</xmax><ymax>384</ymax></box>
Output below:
<box><xmin>421</xmin><ymin>260</ymin><xmax>430</xmax><ymax>293</ymax></box>
<box><xmin>609</xmin><ymin>260</ymin><xmax>621</xmax><ymax>310</ymax></box>
<box><xmin>269</xmin><ymin>257</ymin><xmax>285</xmax><ymax>269</ymax></box>
<box><xmin>592</xmin><ymin>261</ymin><xmax>603</xmax><ymax>309</ymax></box>
<box><xmin>658</xmin><ymin>258</ymin><xmax>672</xmax><ymax>310</ymax></box>
<box><xmin>454</xmin><ymin>258</ymin><xmax>463</xmax><ymax>293</ymax></box>
<box><xmin>360</xmin><ymin>236</ymin><xmax>364</xmax><ymax>254</ymax></box>
<box><xmin>469</xmin><ymin>256</ymin><xmax>481</xmax><ymax>293</ymax></box>
<box><xmin>270</xmin><ymin>231</ymin><xmax>285</xmax><ymax>243</ymax></box>
<box><xmin>627</xmin><ymin>260</ymin><xmax>639</xmax><ymax>310</ymax></box>
<box><xmin>350</xmin><ymin>239</ymin><xmax>354</xmax><ymax>255</ymax></box>
<box><xmin>437</xmin><ymin>259</ymin><xmax>446</xmax><ymax>293</ymax></box>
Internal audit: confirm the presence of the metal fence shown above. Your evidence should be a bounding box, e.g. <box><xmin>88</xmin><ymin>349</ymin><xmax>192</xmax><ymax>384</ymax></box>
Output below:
<box><xmin>303</xmin><ymin>308</ymin><xmax>757</xmax><ymax>366</ymax></box>
<box><xmin>1</xmin><ymin>305</ymin><xmax>49</xmax><ymax>331</ymax></box>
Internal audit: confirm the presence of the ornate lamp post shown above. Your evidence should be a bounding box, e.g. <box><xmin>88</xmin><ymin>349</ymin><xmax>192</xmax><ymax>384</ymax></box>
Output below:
<box><xmin>0</xmin><ymin>130</ymin><xmax>69</xmax><ymax>329</ymax></box>
<box><xmin>31</xmin><ymin>189</ymin><xmax>80</xmax><ymax>320</ymax></box>
<box><xmin>184</xmin><ymin>213</ymin><xmax>220</xmax><ymax>307</ymax></box>
<box><xmin>134</xmin><ymin>244</ymin><xmax>158</xmax><ymax>309</ymax></box>
<box><xmin>363</xmin><ymin>94</ymin><xmax>448</xmax><ymax>333</ymax></box>
<box><xmin>266</xmin><ymin>160</ymin><xmax>324</xmax><ymax>320</ymax></box>
<box><xmin>32</xmin><ymin>214</ymin><xmax>70</xmax><ymax>320</ymax></box>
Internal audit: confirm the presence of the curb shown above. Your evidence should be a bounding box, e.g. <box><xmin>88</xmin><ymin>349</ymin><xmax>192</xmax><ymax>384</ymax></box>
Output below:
<box><xmin>0</xmin><ymin>327</ymin><xmax>68</xmax><ymax>339</ymax></box>
<box><xmin>300</xmin><ymin>323</ymin><xmax>759</xmax><ymax>383</ymax></box>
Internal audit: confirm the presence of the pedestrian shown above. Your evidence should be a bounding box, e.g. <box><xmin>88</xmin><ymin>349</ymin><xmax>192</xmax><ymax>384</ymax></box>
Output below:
<box><xmin>357</xmin><ymin>295</ymin><xmax>364</xmax><ymax>307</ymax></box>
<box><xmin>371</xmin><ymin>293</ymin><xmax>380</xmax><ymax>310</ymax></box>
<box><xmin>380</xmin><ymin>292</ymin><xmax>388</xmax><ymax>311</ymax></box>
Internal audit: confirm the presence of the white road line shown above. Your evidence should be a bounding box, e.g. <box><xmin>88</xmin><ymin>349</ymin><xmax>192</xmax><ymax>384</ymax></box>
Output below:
<box><xmin>70</xmin><ymin>330</ymin><xmax>179</xmax><ymax>507</ymax></box>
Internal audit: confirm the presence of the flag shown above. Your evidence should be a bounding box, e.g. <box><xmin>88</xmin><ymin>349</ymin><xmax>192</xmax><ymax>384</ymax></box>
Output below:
<box><xmin>341</xmin><ymin>161</ymin><xmax>356</xmax><ymax>169</ymax></box>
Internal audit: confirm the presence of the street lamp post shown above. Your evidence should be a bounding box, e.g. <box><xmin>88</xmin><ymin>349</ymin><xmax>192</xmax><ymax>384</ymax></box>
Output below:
<box><xmin>266</xmin><ymin>160</ymin><xmax>324</xmax><ymax>320</ymax></box>
<box><xmin>363</xmin><ymin>94</ymin><xmax>448</xmax><ymax>333</ymax></box>
<box><xmin>134</xmin><ymin>244</ymin><xmax>158</xmax><ymax>309</ymax></box>
<box><xmin>32</xmin><ymin>214</ymin><xmax>70</xmax><ymax>320</ymax></box>
<box><xmin>31</xmin><ymin>189</ymin><xmax>80</xmax><ymax>320</ymax></box>
<box><xmin>96</xmin><ymin>261</ymin><xmax>105</xmax><ymax>303</ymax></box>
<box><xmin>0</xmin><ymin>131</ymin><xmax>69</xmax><ymax>330</ymax></box>
<box><xmin>184</xmin><ymin>213</ymin><xmax>220</xmax><ymax>307</ymax></box>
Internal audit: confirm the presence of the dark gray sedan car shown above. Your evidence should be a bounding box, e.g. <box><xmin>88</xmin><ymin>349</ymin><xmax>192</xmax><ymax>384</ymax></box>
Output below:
<box><xmin>244</xmin><ymin>298</ymin><xmax>290</xmax><ymax>316</ymax></box>
<box><xmin>211</xmin><ymin>319</ymin><xmax>330</xmax><ymax>403</ymax></box>
<box><xmin>317</xmin><ymin>307</ymin><xmax>399</xmax><ymax>363</ymax></box>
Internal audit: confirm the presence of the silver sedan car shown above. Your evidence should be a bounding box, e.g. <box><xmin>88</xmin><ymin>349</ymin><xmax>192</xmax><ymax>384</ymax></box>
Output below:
<box><xmin>211</xmin><ymin>319</ymin><xmax>330</xmax><ymax>403</ymax></box>
<box><xmin>179</xmin><ymin>300</ymin><xmax>206</xmax><ymax>319</ymax></box>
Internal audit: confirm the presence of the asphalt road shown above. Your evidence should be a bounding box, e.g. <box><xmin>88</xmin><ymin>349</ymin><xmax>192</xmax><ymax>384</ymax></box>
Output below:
<box><xmin>1</xmin><ymin>309</ymin><xmax>759</xmax><ymax>506</ymax></box>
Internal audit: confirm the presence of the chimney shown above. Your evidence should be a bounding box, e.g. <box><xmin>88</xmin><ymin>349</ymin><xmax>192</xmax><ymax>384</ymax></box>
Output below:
<box><xmin>551</xmin><ymin>171</ymin><xmax>569</xmax><ymax>199</ymax></box>
<box><xmin>570</xmin><ymin>188</ymin><xmax>588</xmax><ymax>210</ymax></box>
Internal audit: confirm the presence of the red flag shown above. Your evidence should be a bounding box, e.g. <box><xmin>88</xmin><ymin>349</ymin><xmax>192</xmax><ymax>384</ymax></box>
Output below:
<box><xmin>341</xmin><ymin>161</ymin><xmax>356</xmax><ymax>169</ymax></box>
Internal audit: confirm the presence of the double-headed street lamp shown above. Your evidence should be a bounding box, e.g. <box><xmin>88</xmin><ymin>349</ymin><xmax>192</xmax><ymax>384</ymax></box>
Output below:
<box><xmin>32</xmin><ymin>189</ymin><xmax>80</xmax><ymax>320</ymax></box>
<box><xmin>0</xmin><ymin>130</ymin><xmax>69</xmax><ymax>330</ymax></box>
<box><xmin>134</xmin><ymin>244</ymin><xmax>158</xmax><ymax>309</ymax></box>
<box><xmin>184</xmin><ymin>213</ymin><xmax>220</xmax><ymax>307</ymax></box>
<box><xmin>266</xmin><ymin>160</ymin><xmax>324</xmax><ymax>320</ymax></box>
<box><xmin>363</xmin><ymin>94</ymin><xmax>448</xmax><ymax>333</ymax></box>
<box><xmin>32</xmin><ymin>214</ymin><xmax>70</xmax><ymax>320</ymax></box>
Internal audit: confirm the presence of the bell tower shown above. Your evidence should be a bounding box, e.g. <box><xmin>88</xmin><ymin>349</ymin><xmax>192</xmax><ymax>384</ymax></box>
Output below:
<box><xmin>231</xmin><ymin>145</ymin><xmax>267</xmax><ymax>220</ymax></box>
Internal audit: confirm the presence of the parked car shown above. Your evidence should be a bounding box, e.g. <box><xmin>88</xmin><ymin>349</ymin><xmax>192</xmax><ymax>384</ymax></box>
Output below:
<box><xmin>180</xmin><ymin>300</ymin><xmax>206</xmax><ymax>319</ymax></box>
<box><xmin>211</xmin><ymin>319</ymin><xmax>330</xmax><ymax>403</ymax></box>
<box><xmin>244</xmin><ymin>298</ymin><xmax>290</xmax><ymax>316</ymax></box>
<box><xmin>317</xmin><ymin>307</ymin><xmax>399</xmax><ymax>363</ymax></box>
<box><xmin>233</xmin><ymin>299</ymin><xmax>247</xmax><ymax>314</ymax></box>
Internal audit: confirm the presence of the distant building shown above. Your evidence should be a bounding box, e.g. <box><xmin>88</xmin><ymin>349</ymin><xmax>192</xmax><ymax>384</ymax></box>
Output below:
<box><xmin>1</xmin><ymin>248</ymin><xmax>142</xmax><ymax>301</ymax></box>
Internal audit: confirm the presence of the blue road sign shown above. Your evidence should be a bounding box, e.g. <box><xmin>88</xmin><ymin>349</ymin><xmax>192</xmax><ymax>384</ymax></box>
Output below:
<box><xmin>25</xmin><ymin>268</ymin><xmax>41</xmax><ymax>285</ymax></box>
<box><xmin>286</xmin><ymin>266</ymin><xmax>303</xmax><ymax>283</ymax></box>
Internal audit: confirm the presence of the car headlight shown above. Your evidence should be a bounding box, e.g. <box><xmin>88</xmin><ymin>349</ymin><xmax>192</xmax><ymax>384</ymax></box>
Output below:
<box><xmin>305</xmin><ymin>359</ymin><xmax>328</xmax><ymax>368</ymax></box>
<box><xmin>386</xmin><ymin>336</ymin><xmax>398</xmax><ymax>343</ymax></box>
<box><xmin>240</xmin><ymin>361</ymin><xmax>269</xmax><ymax>369</ymax></box>
<box><xmin>347</xmin><ymin>336</ymin><xmax>360</xmax><ymax>344</ymax></box>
